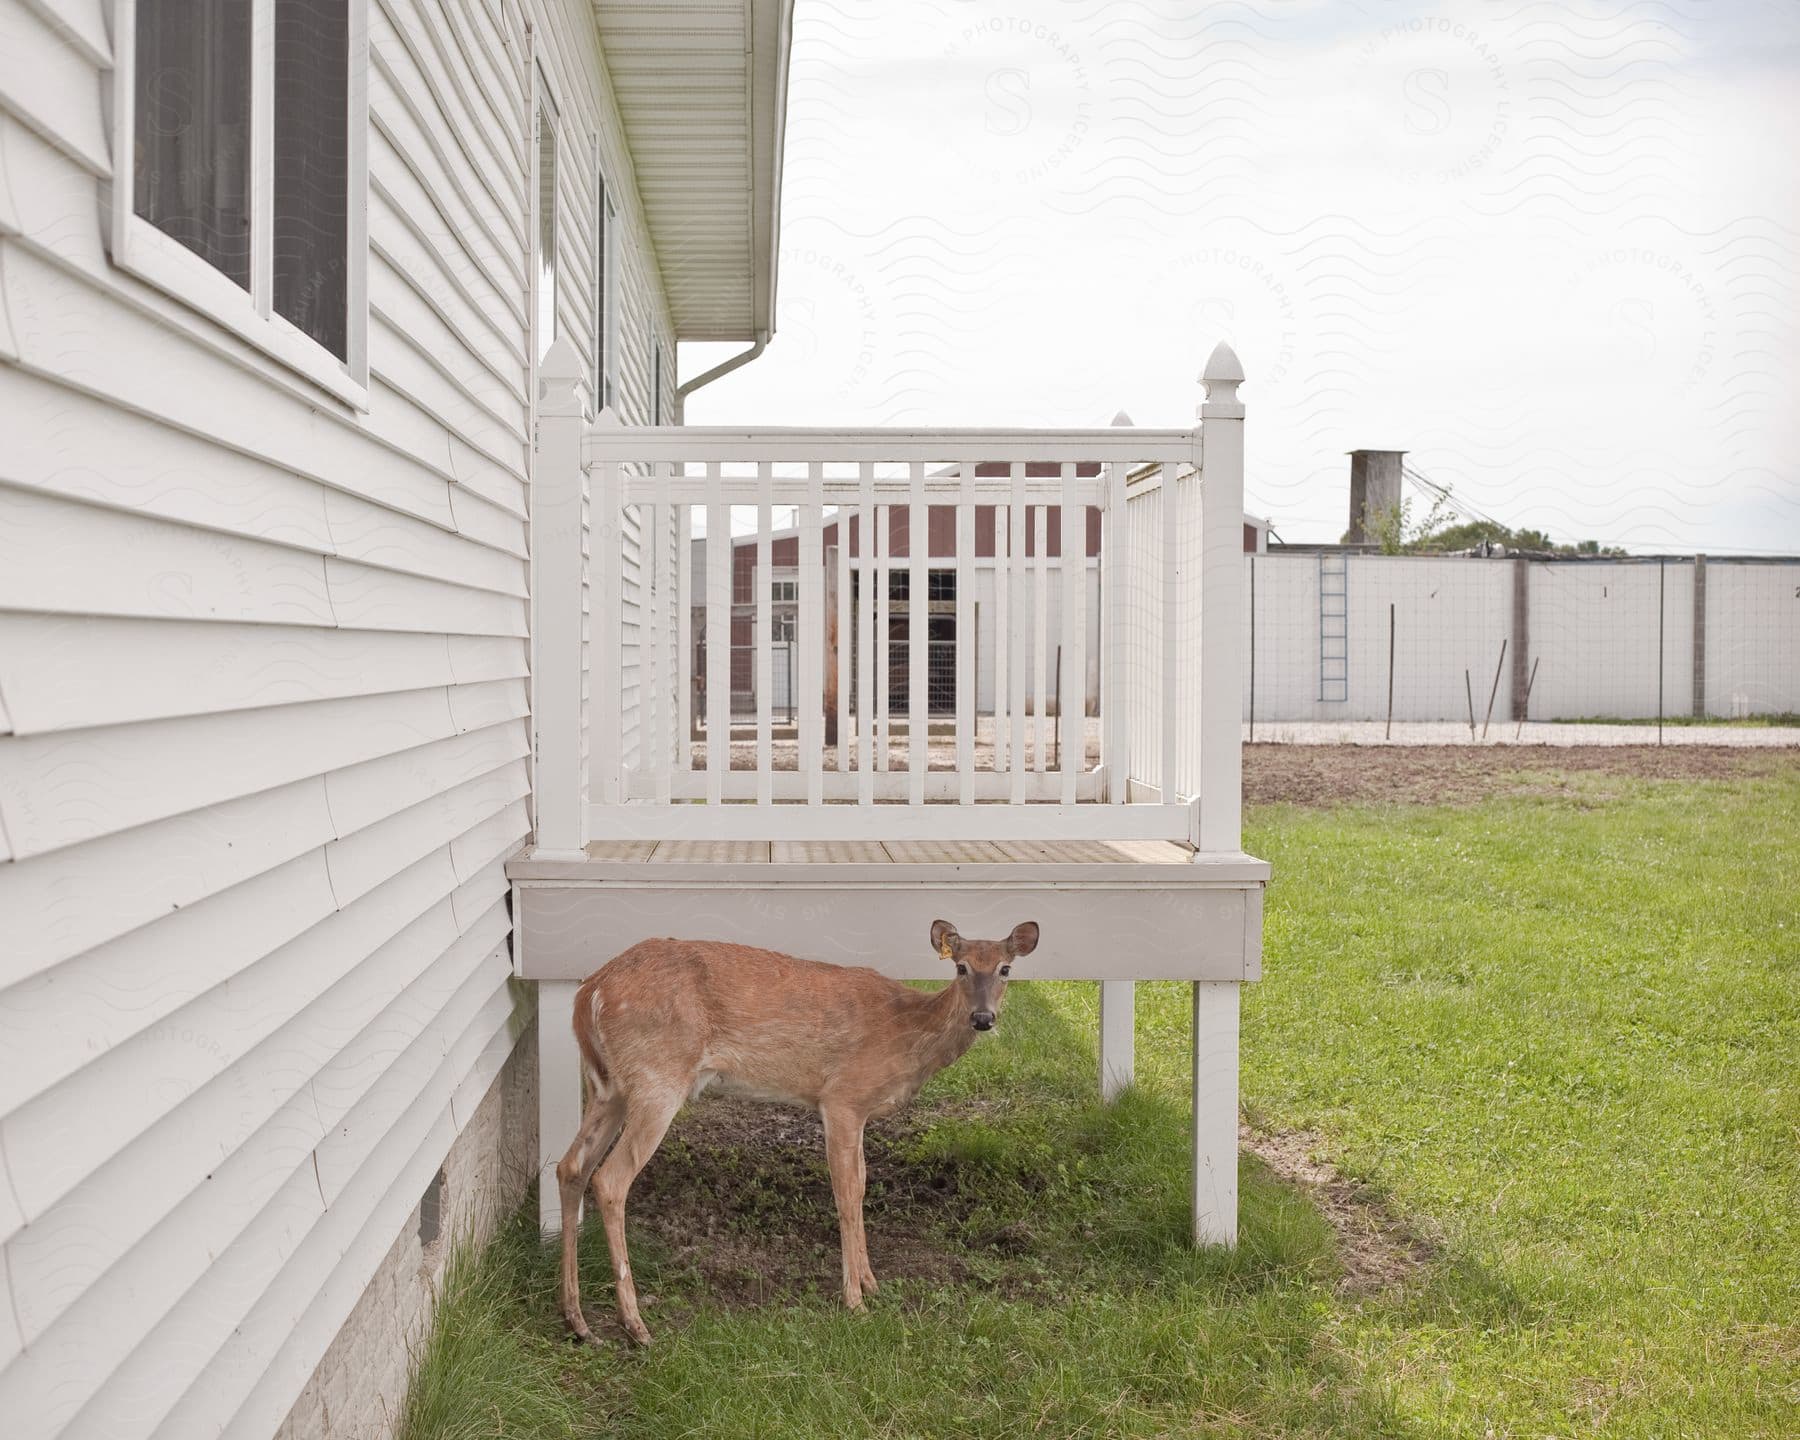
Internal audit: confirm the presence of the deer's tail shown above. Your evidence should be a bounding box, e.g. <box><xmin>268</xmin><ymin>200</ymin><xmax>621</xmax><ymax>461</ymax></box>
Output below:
<box><xmin>572</xmin><ymin>976</ymin><xmax>612</xmax><ymax>1098</ymax></box>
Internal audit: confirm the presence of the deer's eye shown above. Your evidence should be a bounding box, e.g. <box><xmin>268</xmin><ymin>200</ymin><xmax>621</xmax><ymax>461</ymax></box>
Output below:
<box><xmin>955</xmin><ymin>963</ymin><xmax>968</xmax><ymax>976</ymax></box>
<box><xmin>1000</xmin><ymin>965</ymin><xmax>1011</xmax><ymax>977</ymax></box>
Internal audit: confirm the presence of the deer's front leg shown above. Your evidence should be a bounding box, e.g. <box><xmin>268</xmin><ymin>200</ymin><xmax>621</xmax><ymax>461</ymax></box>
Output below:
<box><xmin>822</xmin><ymin>1106</ymin><xmax>870</xmax><ymax>1310</ymax></box>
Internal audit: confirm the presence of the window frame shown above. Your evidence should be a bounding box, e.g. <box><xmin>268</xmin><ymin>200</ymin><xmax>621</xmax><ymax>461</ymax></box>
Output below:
<box><xmin>593</xmin><ymin>156</ymin><xmax>619</xmax><ymax>411</ymax></box>
<box><xmin>109</xmin><ymin>0</ymin><xmax>372</xmax><ymax>410</ymax></box>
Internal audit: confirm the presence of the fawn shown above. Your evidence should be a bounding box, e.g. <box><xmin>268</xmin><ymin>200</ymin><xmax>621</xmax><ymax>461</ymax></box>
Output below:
<box><xmin>555</xmin><ymin>917</ymin><xmax>1040</xmax><ymax>1345</ymax></box>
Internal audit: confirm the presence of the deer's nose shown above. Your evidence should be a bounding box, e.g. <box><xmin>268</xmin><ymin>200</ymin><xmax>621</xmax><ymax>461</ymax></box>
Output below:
<box><xmin>971</xmin><ymin>1011</ymin><xmax>995</xmax><ymax>1031</ymax></box>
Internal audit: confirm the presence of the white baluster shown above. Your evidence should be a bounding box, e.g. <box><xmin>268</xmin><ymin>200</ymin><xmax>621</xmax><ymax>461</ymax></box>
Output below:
<box><xmin>835</xmin><ymin>487</ymin><xmax>851</xmax><ymax>777</ymax></box>
<box><xmin>803</xmin><ymin>464</ymin><xmax>824</xmax><ymax>807</ymax></box>
<box><xmin>1161</xmin><ymin>459</ymin><xmax>1179</xmax><ymax>810</ymax></box>
<box><xmin>909</xmin><ymin>462</ymin><xmax>928</xmax><ymax>804</ymax></box>
<box><xmin>756</xmin><ymin>464</ymin><xmax>773</xmax><ymax>806</ymax></box>
<box><xmin>706</xmin><ymin>464</ymin><xmax>728</xmax><ymax>806</ymax></box>
<box><xmin>857</xmin><ymin>464</ymin><xmax>875</xmax><ymax>802</ymax></box>
<box><xmin>875</xmin><ymin>501</ymin><xmax>890</xmax><ymax>773</ymax></box>
<box><xmin>1060</xmin><ymin>463</ymin><xmax>1084</xmax><ymax>804</ymax></box>
<box><xmin>995</xmin><ymin>493</ymin><xmax>1010</xmax><ymax>776</ymax></box>
<box><xmin>1009</xmin><ymin>464</ymin><xmax>1028</xmax><ymax>804</ymax></box>
<box><xmin>1034</xmin><ymin>502</ymin><xmax>1049</xmax><ymax>773</ymax></box>
<box><xmin>596</xmin><ymin>456</ymin><xmax>624</xmax><ymax>806</ymax></box>
<box><xmin>956</xmin><ymin>462</ymin><xmax>975</xmax><ymax>805</ymax></box>
<box><xmin>645</xmin><ymin>485</ymin><xmax>665</xmax><ymax>805</ymax></box>
<box><xmin>677</xmin><ymin>499</ymin><xmax>692</xmax><ymax>780</ymax></box>
<box><xmin>1104</xmin><ymin>458</ymin><xmax>1127</xmax><ymax>803</ymax></box>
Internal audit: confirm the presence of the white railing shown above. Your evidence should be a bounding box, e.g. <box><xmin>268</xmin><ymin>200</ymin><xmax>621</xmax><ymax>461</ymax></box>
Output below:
<box><xmin>530</xmin><ymin>341</ymin><xmax>1247</xmax><ymax>852</ymax></box>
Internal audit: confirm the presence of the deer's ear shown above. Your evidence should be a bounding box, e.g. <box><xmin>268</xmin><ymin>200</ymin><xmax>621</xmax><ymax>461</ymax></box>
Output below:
<box><xmin>929</xmin><ymin>919</ymin><xmax>961</xmax><ymax>958</ymax></box>
<box><xmin>1007</xmin><ymin>921</ymin><xmax>1040</xmax><ymax>958</ymax></box>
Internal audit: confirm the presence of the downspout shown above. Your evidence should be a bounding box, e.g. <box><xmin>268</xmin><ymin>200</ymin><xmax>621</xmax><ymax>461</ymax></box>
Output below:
<box><xmin>673</xmin><ymin>330</ymin><xmax>769</xmax><ymax>424</ymax></box>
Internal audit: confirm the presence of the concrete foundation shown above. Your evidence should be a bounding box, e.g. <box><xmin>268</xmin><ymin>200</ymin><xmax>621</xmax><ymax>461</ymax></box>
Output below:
<box><xmin>274</xmin><ymin>1024</ymin><xmax>539</xmax><ymax>1440</ymax></box>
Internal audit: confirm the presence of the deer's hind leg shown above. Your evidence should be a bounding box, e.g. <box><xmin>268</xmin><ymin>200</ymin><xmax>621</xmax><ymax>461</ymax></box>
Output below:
<box><xmin>591</xmin><ymin>1083</ymin><xmax>685</xmax><ymax>1346</ymax></box>
<box><xmin>822</xmin><ymin>1105</ymin><xmax>872</xmax><ymax>1311</ymax></box>
<box><xmin>557</xmin><ymin>1092</ymin><xmax>627</xmax><ymax>1343</ymax></box>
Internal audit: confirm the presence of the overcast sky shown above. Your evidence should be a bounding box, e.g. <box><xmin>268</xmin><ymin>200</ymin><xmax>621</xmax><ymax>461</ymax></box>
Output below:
<box><xmin>683</xmin><ymin>0</ymin><xmax>1798</xmax><ymax>554</ymax></box>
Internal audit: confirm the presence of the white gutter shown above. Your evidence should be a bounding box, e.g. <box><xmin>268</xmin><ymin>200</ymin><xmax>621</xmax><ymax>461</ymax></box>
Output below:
<box><xmin>673</xmin><ymin>331</ymin><xmax>770</xmax><ymax>423</ymax></box>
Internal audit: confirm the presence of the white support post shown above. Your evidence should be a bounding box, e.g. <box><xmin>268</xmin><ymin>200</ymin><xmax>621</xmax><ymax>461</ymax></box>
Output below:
<box><xmin>1198</xmin><ymin>341</ymin><xmax>1245</xmax><ymax>855</ymax></box>
<box><xmin>530</xmin><ymin>337</ymin><xmax>589</xmax><ymax>859</ymax></box>
<box><xmin>1099</xmin><ymin>437</ymin><xmax>1135</xmax><ymax>1102</ymax></box>
<box><xmin>1191</xmin><ymin>979</ymin><xmax>1240</xmax><ymax>1246</ymax></box>
<box><xmin>537</xmin><ymin>978</ymin><xmax>582</xmax><ymax>1233</ymax></box>
<box><xmin>1098</xmin><ymin>980</ymin><xmax>1135</xmax><ymax>1101</ymax></box>
<box><xmin>1194</xmin><ymin>340</ymin><xmax>1247</xmax><ymax>1247</ymax></box>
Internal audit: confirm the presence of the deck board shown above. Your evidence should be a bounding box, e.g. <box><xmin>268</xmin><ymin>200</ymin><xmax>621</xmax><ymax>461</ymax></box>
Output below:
<box><xmin>772</xmin><ymin>840</ymin><xmax>888</xmax><ymax>863</ymax></box>
<box><xmin>649</xmin><ymin>840</ymin><xmax>771</xmax><ymax>863</ymax></box>
<box><xmin>583</xmin><ymin>840</ymin><xmax>657</xmax><ymax>862</ymax></box>
<box><xmin>577</xmin><ymin>838</ymin><xmax>1195</xmax><ymax>866</ymax></box>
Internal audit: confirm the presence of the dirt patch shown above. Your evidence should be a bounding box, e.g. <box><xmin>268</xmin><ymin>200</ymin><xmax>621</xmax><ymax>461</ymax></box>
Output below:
<box><xmin>1240</xmin><ymin>1125</ymin><xmax>1434</xmax><ymax>1295</ymax></box>
<box><xmin>621</xmin><ymin>1094</ymin><xmax>1026</xmax><ymax>1319</ymax></box>
<box><xmin>1243</xmin><ymin>743</ymin><xmax>1796</xmax><ymax>809</ymax></box>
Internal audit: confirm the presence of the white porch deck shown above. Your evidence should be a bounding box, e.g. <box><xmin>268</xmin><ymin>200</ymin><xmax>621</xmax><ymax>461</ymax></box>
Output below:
<box><xmin>511</xmin><ymin>339</ymin><xmax>1266</xmax><ymax>1245</ymax></box>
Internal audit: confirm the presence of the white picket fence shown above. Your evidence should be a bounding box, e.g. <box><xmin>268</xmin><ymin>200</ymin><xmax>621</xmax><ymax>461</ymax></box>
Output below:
<box><xmin>529</xmin><ymin>342</ymin><xmax>1248</xmax><ymax>854</ymax></box>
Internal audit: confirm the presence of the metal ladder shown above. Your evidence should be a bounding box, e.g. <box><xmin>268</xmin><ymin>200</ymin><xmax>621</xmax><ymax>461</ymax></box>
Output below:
<box><xmin>1318</xmin><ymin>553</ymin><xmax>1348</xmax><ymax>702</ymax></box>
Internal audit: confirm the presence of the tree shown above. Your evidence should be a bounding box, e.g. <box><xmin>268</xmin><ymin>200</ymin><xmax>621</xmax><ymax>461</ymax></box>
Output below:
<box><xmin>1343</xmin><ymin>488</ymin><xmax>1458</xmax><ymax>554</ymax></box>
<box><xmin>1411</xmin><ymin>516</ymin><xmax>1622</xmax><ymax>556</ymax></box>
<box><xmin>1339</xmin><ymin>486</ymin><xmax>1623</xmax><ymax>554</ymax></box>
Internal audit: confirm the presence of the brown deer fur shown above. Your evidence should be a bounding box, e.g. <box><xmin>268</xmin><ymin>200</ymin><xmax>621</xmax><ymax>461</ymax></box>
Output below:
<box><xmin>555</xmin><ymin>918</ymin><xmax>1040</xmax><ymax>1345</ymax></box>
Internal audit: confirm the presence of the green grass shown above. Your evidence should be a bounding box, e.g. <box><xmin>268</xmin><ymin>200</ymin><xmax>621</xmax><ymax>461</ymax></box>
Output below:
<box><xmin>402</xmin><ymin>769</ymin><xmax>1800</xmax><ymax>1439</ymax></box>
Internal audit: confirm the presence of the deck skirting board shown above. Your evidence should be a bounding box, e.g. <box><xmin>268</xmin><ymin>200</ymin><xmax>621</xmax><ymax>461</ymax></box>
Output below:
<box><xmin>509</xmin><ymin>878</ymin><xmax>1262</xmax><ymax>983</ymax></box>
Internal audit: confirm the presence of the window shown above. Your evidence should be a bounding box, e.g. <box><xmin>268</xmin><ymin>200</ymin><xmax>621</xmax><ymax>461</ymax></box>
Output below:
<box><xmin>273</xmin><ymin>1</ymin><xmax>351</xmax><ymax>357</ymax></box>
<box><xmin>771</xmin><ymin>578</ymin><xmax>797</xmax><ymax>604</ymax></box>
<box><xmin>594</xmin><ymin>165</ymin><xmax>618</xmax><ymax>408</ymax></box>
<box><xmin>535</xmin><ymin>81</ymin><xmax>558</xmax><ymax>363</ymax></box>
<box><xmin>114</xmin><ymin>0</ymin><xmax>368</xmax><ymax>404</ymax></box>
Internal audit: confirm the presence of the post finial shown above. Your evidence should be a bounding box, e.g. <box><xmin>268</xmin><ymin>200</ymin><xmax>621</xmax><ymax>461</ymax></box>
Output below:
<box><xmin>1200</xmin><ymin>341</ymin><xmax>1245</xmax><ymax>419</ymax></box>
<box><xmin>1109</xmin><ymin>408</ymin><xmax>1135</xmax><ymax>427</ymax></box>
<box><xmin>539</xmin><ymin>336</ymin><xmax>589</xmax><ymax>419</ymax></box>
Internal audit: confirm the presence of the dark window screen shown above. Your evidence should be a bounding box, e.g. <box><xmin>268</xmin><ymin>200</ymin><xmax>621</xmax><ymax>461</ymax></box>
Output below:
<box><xmin>272</xmin><ymin>0</ymin><xmax>350</xmax><ymax>358</ymax></box>
<box><xmin>134</xmin><ymin>0</ymin><xmax>253</xmax><ymax>289</ymax></box>
<box><xmin>594</xmin><ymin>182</ymin><xmax>610</xmax><ymax>403</ymax></box>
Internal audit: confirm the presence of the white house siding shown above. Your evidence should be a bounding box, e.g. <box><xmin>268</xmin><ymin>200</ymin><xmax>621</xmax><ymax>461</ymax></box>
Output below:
<box><xmin>0</xmin><ymin>1</ymin><xmax>676</xmax><ymax>1436</ymax></box>
<box><xmin>529</xmin><ymin>0</ymin><xmax>680</xmax><ymax>812</ymax></box>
